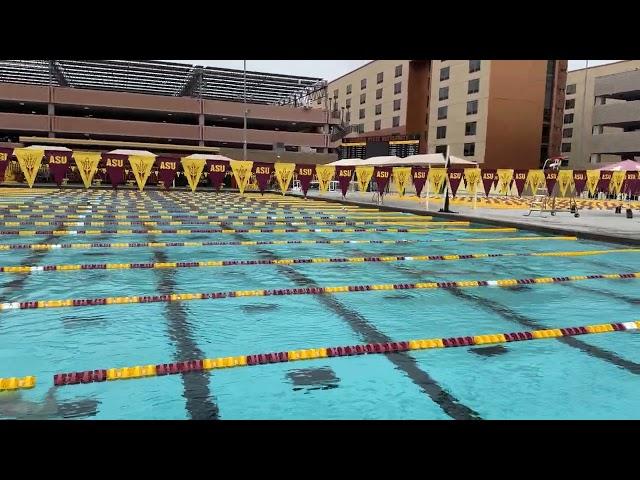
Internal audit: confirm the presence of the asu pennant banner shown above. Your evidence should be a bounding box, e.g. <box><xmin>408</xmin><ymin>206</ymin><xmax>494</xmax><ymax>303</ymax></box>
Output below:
<box><xmin>315</xmin><ymin>165</ymin><xmax>335</xmax><ymax>193</ymax></box>
<box><xmin>544</xmin><ymin>169</ymin><xmax>558</xmax><ymax>195</ymax></box>
<box><xmin>229</xmin><ymin>160</ymin><xmax>253</xmax><ymax>195</ymax></box>
<box><xmin>102</xmin><ymin>153</ymin><xmax>127</xmax><ymax>188</ymax></box>
<box><xmin>181</xmin><ymin>157</ymin><xmax>206</xmax><ymax>192</ymax></box>
<box><xmin>428</xmin><ymin>168</ymin><xmax>447</xmax><ymax>195</ymax></box>
<box><xmin>392</xmin><ymin>167</ymin><xmax>412</xmax><ymax>196</ymax></box>
<box><xmin>556</xmin><ymin>170</ymin><xmax>573</xmax><ymax>197</ymax></box>
<box><xmin>480</xmin><ymin>169</ymin><xmax>496</xmax><ymax>197</ymax></box>
<box><xmin>597</xmin><ymin>170</ymin><xmax>613</xmax><ymax>193</ymax></box>
<box><xmin>610</xmin><ymin>171</ymin><xmax>626</xmax><ymax>195</ymax></box>
<box><xmin>73</xmin><ymin>152</ymin><xmax>101</xmax><ymax>189</ymax></box>
<box><xmin>373</xmin><ymin>166</ymin><xmax>392</xmax><ymax>195</ymax></box>
<box><xmin>295</xmin><ymin>164</ymin><xmax>315</xmax><ymax>197</ymax></box>
<box><xmin>463</xmin><ymin>168</ymin><xmax>481</xmax><ymax>195</ymax></box>
<box><xmin>586</xmin><ymin>169</ymin><xmax>600</xmax><ymax>196</ymax></box>
<box><xmin>0</xmin><ymin>147</ymin><xmax>12</xmax><ymax>183</ymax></box>
<box><xmin>572</xmin><ymin>170</ymin><xmax>587</xmax><ymax>195</ymax></box>
<box><xmin>446</xmin><ymin>168</ymin><xmax>464</xmax><ymax>197</ymax></box>
<box><xmin>512</xmin><ymin>169</ymin><xmax>528</xmax><ymax>197</ymax></box>
<box><xmin>14</xmin><ymin>148</ymin><xmax>44</xmax><ymax>188</ymax></box>
<box><xmin>355</xmin><ymin>165</ymin><xmax>374</xmax><ymax>192</ymax></box>
<box><xmin>45</xmin><ymin>150</ymin><xmax>72</xmax><ymax>186</ymax></box>
<box><xmin>252</xmin><ymin>162</ymin><xmax>274</xmax><ymax>194</ymax></box>
<box><xmin>526</xmin><ymin>169</ymin><xmax>545</xmax><ymax>193</ymax></box>
<box><xmin>206</xmin><ymin>160</ymin><xmax>228</xmax><ymax>191</ymax></box>
<box><xmin>129</xmin><ymin>155</ymin><xmax>156</xmax><ymax>191</ymax></box>
<box><xmin>624</xmin><ymin>171</ymin><xmax>639</xmax><ymax>195</ymax></box>
<box><xmin>335</xmin><ymin>166</ymin><xmax>354</xmax><ymax>197</ymax></box>
<box><xmin>411</xmin><ymin>167</ymin><xmax>429</xmax><ymax>197</ymax></box>
<box><xmin>156</xmin><ymin>157</ymin><xmax>179</xmax><ymax>190</ymax></box>
<box><xmin>274</xmin><ymin>162</ymin><xmax>296</xmax><ymax>195</ymax></box>
<box><xmin>496</xmin><ymin>169</ymin><xmax>514</xmax><ymax>195</ymax></box>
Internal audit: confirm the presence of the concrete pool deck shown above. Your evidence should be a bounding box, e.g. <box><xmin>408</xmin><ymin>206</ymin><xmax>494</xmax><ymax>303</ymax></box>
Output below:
<box><xmin>291</xmin><ymin>191</ymin><xmax>640</xmax><ymax>246</ymax></box>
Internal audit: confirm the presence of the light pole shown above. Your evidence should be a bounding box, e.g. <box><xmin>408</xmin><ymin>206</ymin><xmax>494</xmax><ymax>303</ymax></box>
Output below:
<box><xmin>243</xmin><ymin>60</ymin><xmax>248</xmax><ymax>161</ymax></box>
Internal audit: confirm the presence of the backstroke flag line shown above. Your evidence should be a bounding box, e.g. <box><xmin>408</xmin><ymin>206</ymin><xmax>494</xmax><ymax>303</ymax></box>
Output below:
<box><xmin>14</xmin><ymin>148</ymin><xmax>44</xmax><ymax>188</ymax></box>
<box><xmin>274</xmin><ymin>162</ymin><xmax>296</xmax><ymax>195</ymax></box>
<box><xmin>129</xmin><ymin>155</ymin><xmax>156</xmax><ymax>191</ymax></box>
<box><xmin>181</xmin><ymin>157</ymin><xmax>206</xmax><ymax>193</ymax></box>
<box><xmin>230</xmin><ymin>160</ymin><xmax>253</xmax><ymax>195</ymax></box>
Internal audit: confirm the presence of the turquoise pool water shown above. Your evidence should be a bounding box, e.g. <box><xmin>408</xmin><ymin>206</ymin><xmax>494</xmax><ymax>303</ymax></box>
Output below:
<box><xmin>0</xmin><ymin>190</ymin><xmax>639</xmax><ymax>419</ymax></box>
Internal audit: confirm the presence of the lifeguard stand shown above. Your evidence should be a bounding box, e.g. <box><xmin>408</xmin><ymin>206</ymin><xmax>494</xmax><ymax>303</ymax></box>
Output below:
<box><xmin>526</xmin><ymin>156</ymin><xmax>580</xmax><ymax>218</ymax></box>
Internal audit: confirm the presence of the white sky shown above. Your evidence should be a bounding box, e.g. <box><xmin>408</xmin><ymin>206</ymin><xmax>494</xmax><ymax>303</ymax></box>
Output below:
<box><xmin>167</xmin><ymin>60</ymin><xmax>620</xmax><ymax>82</ymax></box>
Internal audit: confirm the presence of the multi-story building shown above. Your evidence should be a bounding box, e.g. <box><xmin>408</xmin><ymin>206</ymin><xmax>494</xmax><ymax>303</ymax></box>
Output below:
<box><xmin>317</xmin><ymin>60</ymin><xmax>430</xmax><ymax>149</ymax></box>
<box><xmin>561</xmin><ymin>60</ymin><xmax>640</xmax><ymax>168</ymax></box>
<box><xmin>321</xmin><ymin>60</ymin><xmax>567</xmax><ymax>169</ymax></box>
<box><xmin>0</xmin><ymin>60</ymin><xmax>341</xmax><ymax>164</ymax></box>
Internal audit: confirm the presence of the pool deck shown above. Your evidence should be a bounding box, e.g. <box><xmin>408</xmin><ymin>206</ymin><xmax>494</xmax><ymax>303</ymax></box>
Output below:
<box><xmin>292</xmin><ymin>191</ymin><xmax>640</xmax><ymax>246</ymax></box>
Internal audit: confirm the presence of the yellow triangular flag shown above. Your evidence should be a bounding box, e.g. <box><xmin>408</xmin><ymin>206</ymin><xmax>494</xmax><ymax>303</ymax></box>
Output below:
<box><xmin>128</xmin><ymin>155</ymin><xmax>156</xmax><ymax>191</ymax></box>
<box><xmin>274</xmin><ymin>162</ymin><xmax>296</xmax><ymax>195</ymax></box>
<box><xmin>610</xmin><ymin>171</ymin><xmax>626</xmax><ymax>195</ymax></box>
<box><xmin>73</xmin><ymin>152</ymin><xmax>101</xmax><ymax>189</ymax></box>
<box><xmin>586</xmin><ymin>170</ymin><xmax>600</xmax><ymax>196</ymax></box>
<box><xmin>427</xmin><ymin>167</ymin><xmax>447</xmax><ymax>194</ymax></box>
<box><xmin>496</xmin><ymin>169</ymin><xmax>514</xmax><ymax>195</ymax></box>
<box><xmin>557</xmin><ymin>170</ymin><xmax>573</xmax><ymax>197</ymax></box>
<box><xmin>315</xmin><ymin>165</ymin><xmax>335</xmax><ymax>193</ymax></box>
<box><xmin>355</xmin><ymin>165</ymin><xmax>374</xmax><ymax>192</ymax></box>
<box><xmin>392</xmin><ymin>167</ymin><xmax>412</xmax><ymax>196</ymax></box>
<box><xmin>229</xmin><ymin>160</ymin><xmax>253</xmax><ymax>195</ymax></box>
<box><xmin>464</xmin><ymin>168</ymin><xmax>481</xmax><ymax>195</ymax></box>
<box><xmin>180</xmin><ymin>158</ymin><xmax>206</xmax><ymax>192</ymax></box>
<box><xmin>14</xmin><ymin>148</ymin><xmax>44</xmax><ymax>188</ymax></box>
<box><xmin>526</xmin><ymin>169</ymin><xmax>545</xmax><ymax>193</ymax></box>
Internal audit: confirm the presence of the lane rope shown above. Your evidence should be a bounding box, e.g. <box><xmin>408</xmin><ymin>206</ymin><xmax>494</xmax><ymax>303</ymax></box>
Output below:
<box><xmin>0</xmin><ymin>225</ymin><xmax>515</xmax><ymax>237</ymax></box>
<box><xmin>52</xmin><ymin>320</ymin><xmax>640</xmax><ymax>387</ymax></box>
<box><xmin>3</xmin><ymin>270</ymin><xmax>638</xmax><ymax>311</ymax></box>
<box><xmin>0</xmin><ymin>376</ymin><xmax>36</xmax><ymax>391</ymax></box>
<box><xmin>0</xmin><ymin>236</ymin><xmax>577</xmax><ymax>252</ymax></box>
<box><xmin>1</xmin><ymin>248</ymin><xmax>636</xmax><ymax>275</ymax></box>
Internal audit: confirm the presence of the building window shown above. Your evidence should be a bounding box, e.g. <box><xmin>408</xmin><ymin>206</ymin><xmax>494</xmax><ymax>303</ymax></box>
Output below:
<box><xmin>435</xmin><ymin>145</ymin><xmax>447</xmax><ymax>154</ymax></box>
<box><xmin>468</xmin><ymin>78</ymin><xmax>480</xmax><ymax>94</ymax></box>
<box><xmin>346</xmin><ymin>84</ymin><xmax>352</xmax><ymax>95</ymax></box>
<box><xmin>357</xmin><ymin>124</ymin><xmax>365</xmax><ymax>134</ymax></box>
<box><xmin>469</xmin><ymin>60</ymin><xmax>481</xmax><ymax>73</ymax></box>
<box><xmin>563</xmin><ymin>128</ymin><xmax>573</xmax><ymax>138</ymax></box>
<box><xmin>465</xmin><ymin>121</ymin><xmax>477</xmax><ymax>136</ymax></box>
<box><xmin>564</xmin><ymin>113</ymin><xmax>574</xmax><ymax>124</ymax></box>
<box><xmin>467</xmin><ymin>100</ymin><xmax>478</xmax><ymax>115</ymax></box>
<box><xmin>345</xmin><ymin>111</ymin><xmax>351</xmax><ymax>122</ymax></box>
<box><xmin>440</xmin><ymin>66</ymin><xmax>450</xmax><ymax>81</ymax></box>
<box><xmin>361</xmin><ymin>78</ymin><xmax>367</xmax><ymax>90</ymax></box>
<box><xmin>565</xmin><ymin>99</ymin><xmax>575</xmax><ymax>109</ymax></box>
<box><xmin>333</xmin><ymin>89</ymin><xmax>338</xmax><ymax>99</ymax></box>
<box><xmin>374</xmin><ymin>119</ymin><xmax>381</xmax><ymax>131</ymax></box>
<box><xmin>439</xmin><ymin>86</ymin><xmax>449</xmax><ymax>101</ymax></box>
<box><xmin>375</xmin><ymin>103</ymin><xmax>382</xmax><ymax>115</ymax></box>
<box><xmin>395</xmin><ymin>64</ymin><xmax>402</xmax><ymax>77</ymax></box>
<box><xmin>359</xmin><ymin>108</ymin><xmax>365</xmax><ymax>119</ymax></box>
<box><xmin>360</xmin><ymin>93</ymin><xmax>366</xmax><ymax>104</ymax></box>
<box><xmin>377</xmin><ymin>72</ymin><xmax>384</xmax><ymax>84</ymax></box>
<box><xmin>566</xmin><ymin>84</ymin><xmax>576</xmax><ymax>95</ymax></box>
<box><xmin>393</xmin><ymin>99</ymin><xmax>401</xmax><ymax>111</ymax></box>
<box><xmin>345</xmin><ymin>98</ymin><xmax>351</xmax><ymax>109</ymax></box>
<box><xmin>464</xmin><ymin>142</ymin><xmax>476</xmax><ymax>156</ymax></box>
<box><xmin>376</xmin><ymin>88</ymin><xmax>383</xmax><ymax>99</ymax></box>
<box><xmin>437</xmin><ymin>105</ymin><xmax>448</xmax><ymax>120</ymax></box>
<box><xmin>317</xmin><ymin>98</ymin><xmax>322</xmax><ymax>105</ymax></box>
<box><xmin>392</xmin><ymin>116</ymin><xmax>400</xmax><ymax>127</ymax></box>
<box><xmin>561</xmin><ymin>142</ymin><xmax>572</xmax><ymax>153</ymax></box>
<box><xmin>394</xmin><ymin>82</ymin><xmax>402</xmax><ymax>94</ymax></box>
<box><xmin>436</xmin><ymin>126</ymin><xmax>447</xmax><ymax>139</ymax></box>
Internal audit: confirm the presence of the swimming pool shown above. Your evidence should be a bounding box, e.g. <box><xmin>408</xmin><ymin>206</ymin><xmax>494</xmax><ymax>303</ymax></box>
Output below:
<box><xmin>0</xmin><ymin>189</ymin><xmax>639</xmax><ymax>419</ymax></box>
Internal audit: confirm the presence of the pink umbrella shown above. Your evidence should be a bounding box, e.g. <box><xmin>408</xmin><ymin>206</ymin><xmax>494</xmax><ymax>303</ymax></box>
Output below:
<box><xmin>596</xmin><ymin>160</ymin><xmax>640</xmax><ymax>171</ymax></box>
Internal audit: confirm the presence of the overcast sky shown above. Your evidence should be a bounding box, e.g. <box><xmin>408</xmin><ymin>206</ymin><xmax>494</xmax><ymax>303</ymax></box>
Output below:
<box><xmin>168</xmin><ymin>60</ymin><xmax>620</xmax><ymax>81</ymax></box>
